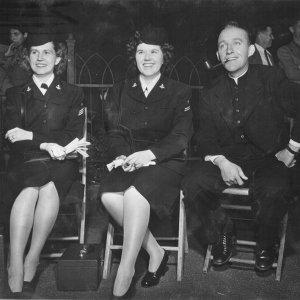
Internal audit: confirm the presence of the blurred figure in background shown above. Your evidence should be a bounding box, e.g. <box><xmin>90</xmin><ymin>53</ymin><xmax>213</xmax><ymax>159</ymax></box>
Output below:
<box><xmin>249</xmin><ymin>24</ymin><xmax>274</xmax><ymax>66</ymax></box>
<box><xmin>0</xmin><ymin>25</ymin><xmax>32</xmax><ymax>86</ymax></box>
<box><xmin>277</xmin><ymin>14</ymin><xmax>300</xmax><ymax>84</ymax></box>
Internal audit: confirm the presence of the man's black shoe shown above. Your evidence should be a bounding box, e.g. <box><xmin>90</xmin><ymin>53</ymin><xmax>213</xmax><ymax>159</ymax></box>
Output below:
<box><xmin>255</xmin><ymin>246</ymin><xmax>277</xmax><ymax>271</ymax></box>
<box><xmin>211</xmin><ymin>233</ymin><xmax>234</xmax><ymax>266</ymax></box>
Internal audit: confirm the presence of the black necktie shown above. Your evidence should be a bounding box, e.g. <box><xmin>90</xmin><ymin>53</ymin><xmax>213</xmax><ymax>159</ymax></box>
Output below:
<box><xmin>144</xmin><ymin>87</ymin><xmax>149</xmax><ymax>97</ymax></box>
<box><xmin>41</xmin><ymin>83</ymin><xmax>48</xmax><ymax>90</ymax></box>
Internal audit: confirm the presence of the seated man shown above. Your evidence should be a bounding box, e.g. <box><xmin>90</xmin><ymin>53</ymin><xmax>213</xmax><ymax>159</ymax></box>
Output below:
<box><xmin>249</xmin><ymin>24</ymin><xmax>274</xmax><ymax>66</ymax></box>
<box><xmin>277</xmin><ymin>14</ymin><xmax>300</xmax><ymax>84</ymax></box>
<box><xmin>182</xmin><ymin>21</ymin><xmax>300</xmax><ymax>272</ymax></box>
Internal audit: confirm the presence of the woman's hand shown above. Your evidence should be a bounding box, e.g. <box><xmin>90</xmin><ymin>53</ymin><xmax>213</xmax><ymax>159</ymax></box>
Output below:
<box><xmin>123</xmin><ymin>150</ymin><xmax>156</xmax><ymax>172</ymax></box>
<box><xmin>40</xmin><ymin>143</ymin><xmax>66</xmax><ymax>160</ymax></box>
<box><xmin>5</xmin><ymin>127</ymin><xmax>33</xmax><ymax>143</ymax></box>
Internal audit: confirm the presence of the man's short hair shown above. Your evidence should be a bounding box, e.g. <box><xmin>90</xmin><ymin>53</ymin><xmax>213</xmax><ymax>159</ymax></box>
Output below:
<box><xmin>250</xmin><ymin>23</ymin><xmax>272</xmax><ymax>44</ymax></box>
<box><xmin>219</xmin><ymin>21</ymin><xmax>251</xmax><ymax>44</ymax></box>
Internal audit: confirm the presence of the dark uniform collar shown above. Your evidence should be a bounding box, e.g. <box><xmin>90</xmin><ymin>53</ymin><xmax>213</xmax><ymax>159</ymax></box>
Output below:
<box><xmin>127</xmin><ymin>75</ymin><xmax>168</xmax><ymax>103</ymax></box>
<box><xmin>22</xmin><ymin>75</ymin><xmax>63</xmax><ymax>94</ymax></box>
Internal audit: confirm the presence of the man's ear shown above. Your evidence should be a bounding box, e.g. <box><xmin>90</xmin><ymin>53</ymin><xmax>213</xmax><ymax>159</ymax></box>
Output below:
<box><xmin>289</xmin><ymin>26</ymin><xmax>294</xmax><ymax>34</ymax></box>
<box><xmin>24</xmin><ymin>32</ymin><xmax>28</xmax><ymax>39</ymax></box>
<box><xmin>216</xmin><ymin>51</ymin><xmax>220</xmax><ymax>61</ymax></box>
<box><xmin>248</xmin><ymin>44</ymin><xmax>255</xmax><ymax>57</ymax></box>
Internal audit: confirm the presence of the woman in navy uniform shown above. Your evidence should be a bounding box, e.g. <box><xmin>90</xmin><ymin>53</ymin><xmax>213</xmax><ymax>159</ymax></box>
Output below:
<box><xmin>100</xmin><ymin>25</ymin><xmax>193</xmax><ymax>297</ymax></box>
<box><xmin>4</xmin><ymin>30</ymin><xmax>84</xmax><ymax>295</ymax></box>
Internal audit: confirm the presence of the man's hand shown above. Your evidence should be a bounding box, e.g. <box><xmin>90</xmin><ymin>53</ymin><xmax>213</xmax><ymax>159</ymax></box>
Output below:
<box><xmin>123</xmin><ymin>150</ymin><xmax>156</xmax><ymax>172</ymax></box>
<box><xmin>214</xmin><ymin>156</ymin><xmax>248</xmax><ymax>186</ymax></box>
<box><xmin>276</xmin><ymin>148</ymin><xmax>296</xmax><ymax>168</ymax></box>
<box><xmin>40</xmin><ymin>143</ymin><xmax>66</xmax><ymax>160</ymax></box>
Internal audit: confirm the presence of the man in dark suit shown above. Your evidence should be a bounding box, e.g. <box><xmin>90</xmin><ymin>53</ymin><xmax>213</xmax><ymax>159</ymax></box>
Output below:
<box><xmin>249</xmin><ymin>24</ymin><xmax>274</xmax><ymax>66</ymax></box>
<box><xmin>182</xmin><ymin>21</ymin><xmax>300</xmax><ymax>272</ymax></box>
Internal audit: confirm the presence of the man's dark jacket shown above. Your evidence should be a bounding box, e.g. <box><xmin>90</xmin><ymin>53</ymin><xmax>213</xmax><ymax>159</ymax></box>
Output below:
<box><xmin>195</xmin><ymin>64</ymin><xmax>300</xmax><ymax>161</ymax></box>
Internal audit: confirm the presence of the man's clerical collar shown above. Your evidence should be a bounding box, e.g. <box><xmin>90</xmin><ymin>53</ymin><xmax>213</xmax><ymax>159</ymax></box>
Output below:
<box><xmin>228</xmin><ymin>67</ymin><xmax>248</xmax><ymax>84</ymax></box>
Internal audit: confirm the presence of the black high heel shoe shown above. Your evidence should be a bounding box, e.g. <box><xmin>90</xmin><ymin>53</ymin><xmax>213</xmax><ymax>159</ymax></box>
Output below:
<box><xmin>110</xmin><ymin>277</ymin><xmax>136</xmax><ymax>299</ymax></box>
<box><xmin>141</xmin><ymin>250</ymin><xmax>169</xmax><ymax>288</ymax></box>
<box><xmin>6</xmin><ymin>285</ymin><xmax>24</xmax><ymax>299</ymax></box>
<box><xmin>22</xmin><ymin>271</ymin><xmax>40</xmax><ymax>298</ymax></box>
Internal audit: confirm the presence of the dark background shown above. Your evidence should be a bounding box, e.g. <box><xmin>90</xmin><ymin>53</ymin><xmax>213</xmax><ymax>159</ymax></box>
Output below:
<box><xmin>1</xmin><ymin>0</ymin><xmax>300</xmax><ymax>65</ymax></box>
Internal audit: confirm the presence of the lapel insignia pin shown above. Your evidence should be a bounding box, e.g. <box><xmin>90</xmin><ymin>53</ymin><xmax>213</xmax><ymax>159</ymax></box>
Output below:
<box><xmin>56</xmin><ymin>84</ymin><xmax>61</xmax><ymax>90</ymax></box>
<box><xmin>159</xmin><ymin>84</ymin><xmax>165</xmax><ymax>89</ymax></box>
<box><xmin>26</xmin><ymin>86</ymin><xmax>31</xmax><ymax>92</ymax></box>
<box><xmin>132</xmin><ymin>82</ymin><xmax>137</xmax><ymax>88</ymax></box>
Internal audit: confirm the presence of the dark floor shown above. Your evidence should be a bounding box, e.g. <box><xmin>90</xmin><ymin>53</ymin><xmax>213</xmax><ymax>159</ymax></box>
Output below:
<box><xmin>1</xmin><ymin>183</ymin><xmax>300</xmax><ymax>300</ymax></box>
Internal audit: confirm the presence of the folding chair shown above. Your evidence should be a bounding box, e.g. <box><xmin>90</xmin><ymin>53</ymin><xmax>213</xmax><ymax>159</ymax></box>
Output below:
<box><xmin>203</xmin><ymin>187</ymin><xmax>288</xmax><ymax>281</ymax></box>
<box><xmin>41</xmin><ymin>107</ymin><xmax>88</xmax><ymax>258</ymax></box>
<box><xmin>102</xmin><ymin>190</ymin><xmax>188</xmax><ymax>281</ymax></box>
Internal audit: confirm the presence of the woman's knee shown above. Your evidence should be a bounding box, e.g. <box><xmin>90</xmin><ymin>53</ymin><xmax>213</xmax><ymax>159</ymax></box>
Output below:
<box><xmin>101</xmin><ymin>192</ymin><xmax>123</xmax><ymax>208</ymax></box>
<box><xmin>124</xmin><ymin>187</ymin><xmax>150</xmax><ymax>209</ymax></box>
<box><xmin>101</xmin><ymin>192</ymin><xmax>110</xmax><ymax>207</ymax></box>
<box><xmin>39</xmin><ymin>182</ymin><xmax>59</xmax><ymax>199</ymax></box>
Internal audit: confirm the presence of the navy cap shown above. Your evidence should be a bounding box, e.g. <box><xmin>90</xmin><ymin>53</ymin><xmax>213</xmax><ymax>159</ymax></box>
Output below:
<box><xmin>139</xmin><ymin>25</ymin><xmax>169</xmax><ymax>46</ymax></box>
<box><xmin>25</xmin><ymin>27</ymin><xmax>56</xmax><ymax>49</ymax></box>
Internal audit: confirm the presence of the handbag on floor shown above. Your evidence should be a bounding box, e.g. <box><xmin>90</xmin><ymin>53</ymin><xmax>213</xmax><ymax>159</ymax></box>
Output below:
<box><xmin>57</xmin><ymin>243</ymin><xmax>103</xmax><ymax>291</ymax></box>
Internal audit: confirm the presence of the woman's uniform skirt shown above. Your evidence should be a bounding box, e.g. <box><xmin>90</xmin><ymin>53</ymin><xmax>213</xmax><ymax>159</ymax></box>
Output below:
<box><xmin>100</xmin><ymin>164</ymin><xmax>182</xmax><ymax>219</ymax></box>
<box><xmin>7</xmin><ymin>155</ymin><xmax>78</xmax><ymax>202</ymax></box>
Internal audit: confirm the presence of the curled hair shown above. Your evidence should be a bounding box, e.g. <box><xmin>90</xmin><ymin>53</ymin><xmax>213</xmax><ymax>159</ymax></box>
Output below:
<box><xmin>126</xmin><ymin>30</ymin><xmax>174</xmax><ymax>74</ymax></box>
<box><xmin>23</xmin><ymin>40</ymin><xmax>68</xmax><ymax>75</ymax></box>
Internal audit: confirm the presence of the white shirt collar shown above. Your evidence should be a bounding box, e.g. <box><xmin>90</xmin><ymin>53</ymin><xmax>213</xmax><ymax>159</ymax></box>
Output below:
<box><xmin>228</xmin><ymin>67</ymin><xmax>248</xmax><ymax>84</ymax></box>
<box><xmin>32</xmin><ymin>74</ymin><xmax>55</xmax><ymax>95</ymax></box>
<box><xmin>139</xmin><ymin>73</ymin><xmax>161</xmax><ymax>97</ymax></box>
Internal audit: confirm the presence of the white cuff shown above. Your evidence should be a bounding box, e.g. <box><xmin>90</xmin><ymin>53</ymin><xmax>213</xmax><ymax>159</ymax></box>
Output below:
<box><xmin>204</xmin><ymin>155</ymin><xmax>223</xmax><ymax>165</ymax></box>
<box><xmin>289</xmin><ymin>139</ymin><xmax>300</xmax><ymax>148</ymax></box>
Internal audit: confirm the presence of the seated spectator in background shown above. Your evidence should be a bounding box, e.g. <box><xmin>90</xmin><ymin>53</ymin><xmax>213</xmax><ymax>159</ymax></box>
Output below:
<box><xmin>277</xmin><ymin>14</ymin><xmax>300</xmax><ymax>84</ymax></box>
<box><xmin>249</xmin><ymin>24</ymin><xmax>274</xmax><ymax>66</ymax></box>
<box><xmin>0</xmin><ymin>65</ymin><xmax>12</xmax><ymax>95</ymax></box>
<box><xmin>0</xmin><ymin>25</ymin><xmax>32</xmax><ymax>86</ymax></box>
<box><xmin>100</xmin><ymin>25</ymin><xmax>193</xmax><ymax>297</ymax></box>
<box><xmin>182</xmin><ymin>21</ymin><xmax>300</xmax><ymax>274</ymax></box>
<box><xmin>4</xmin><ymin>29</ymin><xmax>84</xmax><ymax>296</ymax></box>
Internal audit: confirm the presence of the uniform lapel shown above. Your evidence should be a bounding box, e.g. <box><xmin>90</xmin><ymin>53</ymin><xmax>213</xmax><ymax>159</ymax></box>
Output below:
<box><xmin>146</xmin><ymin>75</ymin><xmax>168</xmax><ymax>103</ymax></box>
<box><xmin>126</xmin><ymin>76</ymin><xmax>145</xmax><ymax>102</ymax></box>
<box><xmin>46</xmin><ymin>76</ymin><xmax>64</xmax><ymax>104</ymax></box>
<box><xmin>126</xmin><ymin>75</ymin><xmax>168</xmax><ymax>104</ymax></box>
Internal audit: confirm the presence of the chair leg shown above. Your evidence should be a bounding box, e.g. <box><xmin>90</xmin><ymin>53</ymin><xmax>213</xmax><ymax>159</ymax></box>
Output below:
<box><xmin>176</xmin><ymin>195</ymin><xmax>185</xmax><ymax>281</ymax></box>
<box><xmin>275</xmin><ymin>212</ymin><xmax>288</xmax><ymax>281</ymax></box>
<box><xmin>103</xmin><ymin>223</ymin><xmax>114</xmax><ymax>279</ymax></box>
<box><xmin>184</xmin><ymin>204</ymin><xmax>189</xmax><ymax>254</ymax></box>
<box><xmin>203</xmin><ymin>244</ymin><xmax>212</xmax><ymax>273</ymax></box>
